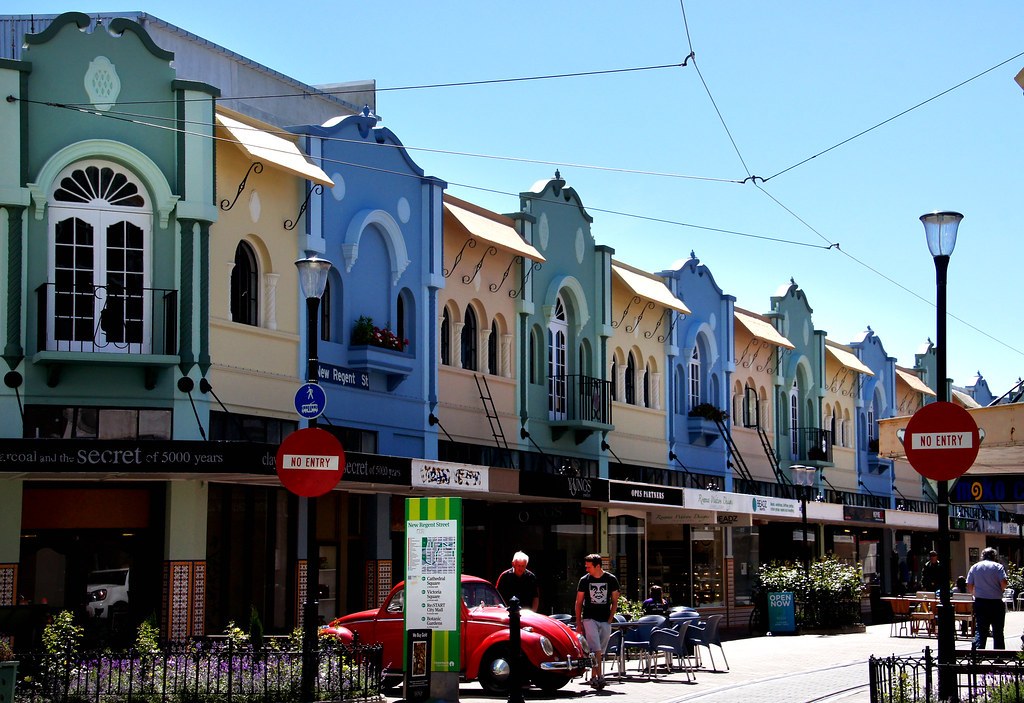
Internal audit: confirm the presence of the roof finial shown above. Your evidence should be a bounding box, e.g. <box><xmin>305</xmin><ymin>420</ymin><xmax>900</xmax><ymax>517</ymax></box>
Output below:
<box><xmin>554</xmin><ymin>169</ymin><xmax>561</xmax><ymax>181</ymax></box>
<box><xmin>690</xmin><ymin>249</ymin><xmax>696</xmax><ymax>259</ymax></box>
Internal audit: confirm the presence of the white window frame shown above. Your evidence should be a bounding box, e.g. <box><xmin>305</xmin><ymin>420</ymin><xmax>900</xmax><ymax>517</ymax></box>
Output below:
<box><xmin>548</xmin><ymin>296</ymin><xmax>568</xmax><ymax>420</ymax></box>
<box><xmin>47</xmin><ymin>160</ymin><xmax>152</xmax><ymax>354</ymax></box>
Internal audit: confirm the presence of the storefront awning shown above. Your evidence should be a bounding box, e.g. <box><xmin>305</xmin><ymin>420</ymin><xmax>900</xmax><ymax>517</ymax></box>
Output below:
<box><xmin>611</xmin><ymin>264</ymin><xmax>690</xmax><ymax>314</ymax></box>
<box><xmin>443</xmin><ymin>196</ymin><xmax>545</xmax><ymax>261</ymax></box>
<box><xmin>216</xmin><ymin>111</ymin><xmax>333</xmax><ymax>186</ymax></box>
<box><xmin>896</xmin><ymin>368</ymin><xmax>937</xmax><ymax>397</ymax></box>
<box><xmin>734</xmin><ymin>310</ymin><xmax>795</xmax><ymax>349</ymax></box>
<box><xmin>825</xmin><ymin>345</ymin><xmax>874</xmax><ymax>376</ymax></box>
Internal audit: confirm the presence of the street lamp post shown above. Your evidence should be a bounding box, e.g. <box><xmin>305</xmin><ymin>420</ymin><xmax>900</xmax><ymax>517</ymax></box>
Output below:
<box><xmin>921</xmin><ymin>211</ymin><xmax>962</xmax><ymax>702</ymax></box>
<box><xmin>295</xmin><ymin>255</ymin><xmax>332</xmax><ymax>703</ymax></box>
<box><xmin>792</xmin><ymin>465</ymin><xmax>816</xmax><ymax>573</ymax></box>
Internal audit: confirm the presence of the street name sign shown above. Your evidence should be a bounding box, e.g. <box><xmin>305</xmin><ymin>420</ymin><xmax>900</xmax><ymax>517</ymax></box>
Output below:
<box><xmin>275</xmin><ymin>428</ymin><xmax>345</xmax><ymax>498</ymax></box>
<box><xmin>903</xmin><ymin>401</ymin><xmax>981</xmax><ymax>482</ymax></box>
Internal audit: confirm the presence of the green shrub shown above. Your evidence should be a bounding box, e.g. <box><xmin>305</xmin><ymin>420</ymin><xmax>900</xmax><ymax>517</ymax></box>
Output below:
<box><xmin>753</xmin><ymin>556</ymin><xmax>863</xmax><ymax>629</ymax></box>
<box><xmin>616</xmin><ymin>596</ymin><xmax>645</xmax><ymax>620</ymax></box>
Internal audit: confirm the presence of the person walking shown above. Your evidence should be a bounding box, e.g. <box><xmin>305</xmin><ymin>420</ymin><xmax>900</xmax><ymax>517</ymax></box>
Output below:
<box><xmin>575</xmin><ymin>554</ymin><xmax>620</xmax><ymax>690</ymax></box>
<box><xmin>920</xmin><ymin>550</ymin><xmax>943</xmax><ymax>592</ymax></box>
<box><xmin>495</xmin><ymin>551</ymin><xmax>540</xmax><ymax>612</ymax></box>
<box><xmin>967</xmin><ymin>547</ymin><xmax>1009</xmax><ymax>649</ymax></box>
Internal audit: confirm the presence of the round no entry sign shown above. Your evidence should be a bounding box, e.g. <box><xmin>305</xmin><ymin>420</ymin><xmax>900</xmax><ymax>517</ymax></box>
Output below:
<box><xmin>275</xmin><ymin>427</ymin><xmax>345</xmax><ymax>497</ymax></box>
<box><xmin>903</xmin><ymin>401</ymin><xmax>981</xmax><ymax>482</ymax></box>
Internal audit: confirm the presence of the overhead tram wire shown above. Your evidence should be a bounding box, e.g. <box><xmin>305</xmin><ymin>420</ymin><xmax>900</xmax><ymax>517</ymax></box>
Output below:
<box><xmin>13</xmin><ymin>95</ymin><xmax>1024</xmax><ymax>362</ymax></box>
<box><xmin>39</xmin><ymin>61</ymin><xmax>689</xmax><ymax>108</ymax></box>
<box><xmin>14</xmin><ymin>94</ymin><xmax>824</xmax><ymax>252</ymax></box>
<box><xmin>15</xmin><ymin>98</ymin><xmax>743</xmax><ymax>186</ymax></box>
<box><xmin>763</xmin><ymin>48</ymin><xmax>1024</xmax><ymax>182</ymax></box>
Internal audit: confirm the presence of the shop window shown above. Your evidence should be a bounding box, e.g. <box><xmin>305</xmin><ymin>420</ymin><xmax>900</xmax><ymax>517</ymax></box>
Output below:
<box><xmin>24</xmin><ymin>405</ymin><xmax>172</xmax><ymax>439</ymax></box>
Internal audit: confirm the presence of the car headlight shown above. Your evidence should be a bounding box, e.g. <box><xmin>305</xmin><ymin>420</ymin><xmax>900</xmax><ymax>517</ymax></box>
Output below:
<box><xmin>539</xmin><ymin>636</ymin><xmax>554</xmax><ymax>657</ymax></box>
<box><xmin>89</xmin><ymin>589</ymin><xmax>107</xmax><ymax>602</ymax></box>
<box><xmin>577</xmin><ymin>632</ymin><xmax>591</xmax><ymax>655</ymax></box>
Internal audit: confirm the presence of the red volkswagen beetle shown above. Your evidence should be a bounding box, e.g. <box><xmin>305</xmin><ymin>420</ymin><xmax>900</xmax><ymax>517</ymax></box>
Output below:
<box><xmin>322</xmin><ymin>575</ymin><xmax>592</xmax><ymax>694</ymax></box>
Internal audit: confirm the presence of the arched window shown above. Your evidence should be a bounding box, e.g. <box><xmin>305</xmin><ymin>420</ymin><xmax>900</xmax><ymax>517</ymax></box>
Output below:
<box><xmin>688</xmin><ymin>346</ymin><xmax>701</xmax><ymax>410</ymax></box>
<box><xmin>396</xmin><ymin>293</ymin><xmax>405</xmax><ymax>345</ymax></box>
<box><xmin>625</xmin><ymin>352</ymin><xmax>636</xmax><ymax>405</ymax></box>
<box><xmin>320</xmin><ymin>279</ymin><xmax>332</xmax><ymax>342</ymax></box>
<box><xmin>611</xmin><ymin>359</ymin><xmax>619</xmax><ymax>402</ymax></box>
<box><xmin>230</xmin><ymin>242</ymin><xmax>259</xmax><ymax>326</ymax></box>
<box><xmin>48</xmin><ymin>161</ymin><xmax>151</xmax><ymax>352</ymax></box>
<box><xmin>488</xmin><ymin>320</ymin><xmax>499</xmax><ymax>375</ymax></box>
<box><xmin>789</xmin><ymin>380</ymin><xmax>800</xmax><ymax>460</ymax></box>
<box><xmin>461</xmin><ymin>306</ymin><xmax>478</xmax><ymax>370</ymax></box>
<box><xmin>548</xmin><ymin>296</ymin><xmax>568</xmax><ymax>419</ymax></box>
<box><xmin>529</xmin><ymin>328</ymin><xmax>539</xmax><ymax>384</ymax></box>
<box><xmin>643</xmin><ymin>363</ymin><xmax>651</xmax><ymax>408</ymax></box>
<box><xmin>440</xmin><ymin>306</ymin><xmax>451</xmax><ymax>365</ymax></box>
<box><xmin>830</xmin><ymin>407</ymin><xmax>838</xmax><ymax>446</ymax></box>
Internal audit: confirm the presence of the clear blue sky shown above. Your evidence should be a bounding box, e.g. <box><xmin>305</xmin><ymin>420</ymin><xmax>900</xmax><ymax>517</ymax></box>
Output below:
<box><xmin>11</xmin><ymin>2</ymin><xmax>1024</xmax><ymax>396</ymax></box>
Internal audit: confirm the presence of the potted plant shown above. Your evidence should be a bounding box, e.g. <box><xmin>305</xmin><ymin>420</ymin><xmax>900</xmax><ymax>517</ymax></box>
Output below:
<box><xmin>351</xmin><ymin>316</ymin><xmax>407</xmax><ymax>352</ymax></box>
<box><xmin>0</xmin><ymin>637</ymin><xmax>17</xmax><ymax>703</ymax></box>
<box><xmin>687</xmin><ymin>403</ymin><xmax>726</xmax><ymax>446</ymax></box>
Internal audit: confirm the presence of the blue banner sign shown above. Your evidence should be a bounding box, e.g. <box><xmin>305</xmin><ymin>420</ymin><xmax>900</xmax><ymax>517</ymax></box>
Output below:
<box><xmin>317</xmin><ymin>361</ymin><xmax>369</xmax><ymax>389</ymax></box>
<box><xmin>950</xmin><ymin>474</ymin><xmax>1024</xmax><ymax>504</ymax></box>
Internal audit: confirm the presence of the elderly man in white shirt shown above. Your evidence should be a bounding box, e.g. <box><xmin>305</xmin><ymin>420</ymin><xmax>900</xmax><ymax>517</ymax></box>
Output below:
<box><xmin>967</xmin><ymin>547</ymin><xmax>1009</xmax><ymax>649</ymax></box>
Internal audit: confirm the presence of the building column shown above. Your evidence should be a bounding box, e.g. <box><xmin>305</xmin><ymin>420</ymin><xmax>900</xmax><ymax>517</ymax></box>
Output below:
<box><xmin>162</xmin><ymin>481</ymin><xmax>208</xmax><ymax>641</ymax></box>
<box><xmin>4</xmin><ymin>206</ymin><xmax>25</xmax><ymax>368</ymax></box>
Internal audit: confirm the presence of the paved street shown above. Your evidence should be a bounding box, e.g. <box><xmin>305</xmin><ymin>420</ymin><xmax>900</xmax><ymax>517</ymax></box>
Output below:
<box><xmin>397</xmin><ymin>610</ymin><xmax>1024</xmax><ymax>703</ymax></box>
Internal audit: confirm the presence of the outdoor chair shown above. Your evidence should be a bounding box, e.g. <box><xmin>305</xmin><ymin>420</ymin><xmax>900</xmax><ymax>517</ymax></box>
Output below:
<box><xmin>648</xmin><ymin>624</ymin><xmax>696</xmax><ymax>681</ymax></box>
<box><xmin>951</xmin><ymin>593</ymin><xmax>974</xmax><ymax>638</ymax></box>
<box><xmin>688</xmin><ymin>613</ymin><xmax>729</xmax><ymax>672</ymax></box>
<box><xmin>889</xmin><ymin>597</ymin><xmax>912</xmax><ymax>638</ymax></box>
<box><xmin>1003</xmin><ymin>588</ymin><xmax>1015</xmax><ymax>611</ymax></box>
<box><xmin>603</xmin><ymin>628</ymin><xmax>623</xmax><ymax>678</ymax></box>
<box><xmin>620</xmin><ymin>614</ymin><xmax>666</xmax><ymax>675</ymax></box>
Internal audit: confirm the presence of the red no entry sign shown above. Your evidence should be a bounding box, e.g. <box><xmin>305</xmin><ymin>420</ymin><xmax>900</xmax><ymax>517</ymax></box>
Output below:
<box><xmin>903</xmin><ymin>401</ymin><xmax>981</xmax><ymax>482</ymax></box>
<box><xmin>275</xmin><ymin>428</ymin><xmax>345</xmax><ymax>497</ymax></box>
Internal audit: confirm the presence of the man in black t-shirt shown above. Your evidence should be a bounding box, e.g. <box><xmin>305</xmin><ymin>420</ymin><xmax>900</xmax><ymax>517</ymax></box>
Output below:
<box><xmin>575</xmin><ymin>553</ymin><xmax>620</xmax><ymax>689</ymax></box>
<box><xmin>496</xmin><ymin>551</ymin><xmax>540</xmax><ymax>611</ymax></box>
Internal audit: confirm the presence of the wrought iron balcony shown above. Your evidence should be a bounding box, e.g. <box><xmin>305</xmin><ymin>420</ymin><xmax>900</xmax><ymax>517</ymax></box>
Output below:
<box><xmin>793</xmin><ymin>427</ymin><xmax>833</xmax><ymax>465</ymax></box>
<box><xmin>36</xmin><ymin>282</ymin><xmax>178</xmax><ymax>356</ymax></box>
<box><xmin>548</xmin><ymin>374</ymin><xmax>613</xmax><ymax>442</ymax></box>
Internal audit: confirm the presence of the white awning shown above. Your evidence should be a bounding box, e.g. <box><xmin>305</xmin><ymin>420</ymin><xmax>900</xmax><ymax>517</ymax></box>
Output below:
<box><xmin>443</xmin><ymin>197</ymin><xmax>544</xmax><ymax>261</ymax></box>
<box><xmin>825</xmin><ymin>345</ymin><xmax>874</xmax><ymax>376</ymax></box>
<box><xmin>611</xmin><ymin>264</ymin><xmax>690</xmax><ymax>314</ymax></box>
<box><xmin>216</xmin><ymin>112</ymin><xmax>333</xmax><ymax>186</ymax></box>
<box><xmin>952</xmin><ymin>389</ymin><xmax>982</xmax><ymax>408</ymax></box>
<box><xmin>896</xmin><ymin>368</ymin><xmax>937</xmax><ymax>397</ymax></box>
<box><xmin>734</xmin><ymin>310</ymin><xmax>795</xmax><ymax>349</ymax></box>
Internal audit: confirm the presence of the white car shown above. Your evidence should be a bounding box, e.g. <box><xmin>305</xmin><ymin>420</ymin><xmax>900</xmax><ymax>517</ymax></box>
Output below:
<box><xmin>85</xmin><ymin>568</ymin><xmax>130</xmax><ymax>619</ymax></box>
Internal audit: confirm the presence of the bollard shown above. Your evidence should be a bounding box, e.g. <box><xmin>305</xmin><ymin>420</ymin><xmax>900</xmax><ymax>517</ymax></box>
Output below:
<box><xmin>507</xmin><ymin>596</ymin><xmax>524</xmax><ymax>703</ymax></box>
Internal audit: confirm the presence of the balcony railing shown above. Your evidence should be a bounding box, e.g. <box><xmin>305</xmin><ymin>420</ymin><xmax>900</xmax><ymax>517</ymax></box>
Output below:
<box><xmin>794</xmin><ymin>427</ymin><xmax>833</xmax><ymax>463</ymax></box>
<box><xmin>36</xmin><ymin>283</ymin><xmax>178</xmax><ymax>355</ymax></box>
<box><xmin>549</xmin><ymin>374</ymin><xmax>613</xmax><ymax>426</ymax></box>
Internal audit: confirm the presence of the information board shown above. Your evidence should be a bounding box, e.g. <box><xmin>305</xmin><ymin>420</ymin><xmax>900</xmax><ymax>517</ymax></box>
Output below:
<box><xmin>405</xmin><ymin>497</ymin><xmax>462</xmax><ymax>673</ymax></box>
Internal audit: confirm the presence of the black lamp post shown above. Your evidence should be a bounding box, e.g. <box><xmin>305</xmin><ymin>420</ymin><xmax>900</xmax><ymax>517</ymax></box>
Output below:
<box><xmin>921</xmin><ymin>211</ymin><xmax>962</xmax><ymax>702</ymax></box>
<box><xmin>295</xmin><ymin>255</ymin><xmax>332</xmax><ymax>703</ymax></box>
<box><xmin>792</xmin><ymin>465</ymin><xmax>816</xmax><ymax>574</ymax></box>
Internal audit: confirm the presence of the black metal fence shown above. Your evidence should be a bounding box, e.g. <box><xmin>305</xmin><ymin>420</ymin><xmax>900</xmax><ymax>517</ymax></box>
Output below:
<box><xmin>11</xmin><ymin>639</ymin><xmax>383</xmax><ymax>703</ymax></box>
<box><xmin>869</xmin><ymin>646</ymin><xmax>1024</xmax><ymax>702</ymax></box>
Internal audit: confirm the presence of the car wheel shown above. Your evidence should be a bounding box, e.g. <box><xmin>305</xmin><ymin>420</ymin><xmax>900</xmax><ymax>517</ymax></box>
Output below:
<box><xmin>531</xmin><ymin>668</ymin><xmax>571</xmax><ymax>692</ymax></box>
<box><xmin>478</xmin><ymin>645</ymin><xmax>513</xmax><ymax>695</ymax></box>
